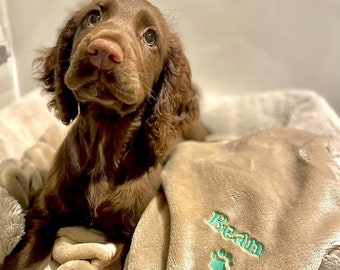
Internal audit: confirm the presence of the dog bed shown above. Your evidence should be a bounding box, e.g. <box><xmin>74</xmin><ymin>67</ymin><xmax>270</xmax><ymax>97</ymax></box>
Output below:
<box><xmin>0</xmin><ymin>89</ymin><xmax>339</xmax><ymax>269</ymax></box>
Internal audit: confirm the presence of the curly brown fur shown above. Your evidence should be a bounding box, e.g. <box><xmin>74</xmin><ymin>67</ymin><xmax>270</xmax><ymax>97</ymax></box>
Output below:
<box><xmin>4</xmin><ymin>0</ymin><xmax>206</xmax><ymax>269</ymax></box>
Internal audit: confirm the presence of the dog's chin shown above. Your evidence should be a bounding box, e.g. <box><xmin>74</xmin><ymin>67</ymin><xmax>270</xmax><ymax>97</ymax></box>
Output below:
<box><xmin>72</xmin><ymin>84</ymin><xmax>143</xmax><ymax>116</ymax></box>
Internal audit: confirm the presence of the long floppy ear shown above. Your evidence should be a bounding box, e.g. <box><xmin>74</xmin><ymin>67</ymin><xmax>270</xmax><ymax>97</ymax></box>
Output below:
<box><xmin>34</xmin><ymin>16</ymin><xmax>79</xmax><ymax>125</ymax></box>
<box><xmin>146</xmin><ymin>34</ymin><xmax>200</xmax><ymax>156</ymax></box>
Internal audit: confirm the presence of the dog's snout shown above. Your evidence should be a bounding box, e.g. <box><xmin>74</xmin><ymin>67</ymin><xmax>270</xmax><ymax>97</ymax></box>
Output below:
<box><xmin>87</xmin><ymin>38</ymin><xmax>124</xmax><ymax>70</ymax></box>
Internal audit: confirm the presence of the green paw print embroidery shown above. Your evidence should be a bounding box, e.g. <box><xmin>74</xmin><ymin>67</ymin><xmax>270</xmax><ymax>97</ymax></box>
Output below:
<box><xmin>209</xmin><ymin>249</ymin><xmax>234</xmax><ymax>270</ymax></box>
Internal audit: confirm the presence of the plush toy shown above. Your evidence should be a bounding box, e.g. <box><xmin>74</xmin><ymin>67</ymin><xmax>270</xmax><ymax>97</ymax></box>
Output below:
<box><xmin>0</xmin><ymin>186</ymin><xmax>25</xmax><ymax>264</ymax></box>
<box><xmin>48</xmin><ymin>226</ymin><xmax>117</xmax><ymax>270</ymax></box>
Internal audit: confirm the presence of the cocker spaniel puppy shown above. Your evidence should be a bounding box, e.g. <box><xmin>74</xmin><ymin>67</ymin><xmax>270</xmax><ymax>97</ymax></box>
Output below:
<box><xmin>4</xmin><ymin>0</ymin><xmax>206</xmax><ymax>269</ymax></box>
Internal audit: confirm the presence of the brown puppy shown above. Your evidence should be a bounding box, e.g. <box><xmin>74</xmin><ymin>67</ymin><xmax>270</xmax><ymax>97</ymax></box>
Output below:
<box><xmin>4</xmin><ymin>0</ymin><xmax>206</xmax><ymax>269</ymax></box>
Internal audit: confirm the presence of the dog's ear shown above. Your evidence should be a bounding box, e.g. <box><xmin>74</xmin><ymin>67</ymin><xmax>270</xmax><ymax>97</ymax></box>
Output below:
<box><xmin>147</xmin><ymin>34</ymin><xmax>200</xmax><ymax>156</ymax></box>
<box><xmin>35</xmin><ymin>16</ymin><xmax>79</xmax><ymax>125</ymax></box>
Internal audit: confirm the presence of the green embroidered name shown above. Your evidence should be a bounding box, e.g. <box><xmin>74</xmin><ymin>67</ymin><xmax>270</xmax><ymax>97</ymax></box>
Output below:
<box><xmin>207</xmin><ymin>211</ymin><xmax>263</xmax><ymax>258</ymax></box>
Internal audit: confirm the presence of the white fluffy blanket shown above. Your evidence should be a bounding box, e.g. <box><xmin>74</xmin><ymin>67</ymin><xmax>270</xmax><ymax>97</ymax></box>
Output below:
<box><xmin>0</xmin><ymin>89</ymin><xmax>339</xmax><ymax>269</ymax></box>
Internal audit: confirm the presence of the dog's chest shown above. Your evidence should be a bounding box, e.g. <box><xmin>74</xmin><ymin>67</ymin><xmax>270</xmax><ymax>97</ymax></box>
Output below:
<box><xmin>86</xmin><ymin>179</ymin><xmax>113</xmax><ymax>214</ymax></box>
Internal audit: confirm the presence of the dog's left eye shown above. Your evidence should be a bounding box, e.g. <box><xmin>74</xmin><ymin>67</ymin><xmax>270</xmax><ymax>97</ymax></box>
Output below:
<box><xmin>142</xmin><ymin>29</ymin><xmax>157</xmax><ymax>47</ymax></box>
<box><xmin>87</xmin><ymin>10</ymin><xmax>102</xmax><ymax>26</ymax></box>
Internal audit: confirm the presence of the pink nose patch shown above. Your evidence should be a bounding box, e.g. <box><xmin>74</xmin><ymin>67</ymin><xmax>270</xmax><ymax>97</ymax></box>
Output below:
<box><xmin>87</xmin><ymin>38</ymin><xmax>124</xmax><ymax>70</ymax></box>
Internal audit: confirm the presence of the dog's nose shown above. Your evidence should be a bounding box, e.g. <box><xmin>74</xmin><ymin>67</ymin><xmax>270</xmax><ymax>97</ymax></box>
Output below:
<box><xmin>87</xmin><ymin>38</ymin><xmax>124</xmax><ymax>70</ymax></box>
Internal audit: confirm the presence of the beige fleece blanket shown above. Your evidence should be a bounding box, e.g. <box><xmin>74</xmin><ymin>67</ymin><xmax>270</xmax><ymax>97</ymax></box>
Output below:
<box><xmin>125</xmin><ymin>127</ymin><xmax>340</xmax><ymax>270</ymax></box>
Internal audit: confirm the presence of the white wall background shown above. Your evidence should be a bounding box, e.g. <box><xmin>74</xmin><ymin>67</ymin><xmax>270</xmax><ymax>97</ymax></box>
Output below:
<box><xmin>0</xmin><ymin>0</ymin><xmax>16</xmax><ymax>107</ymax></box>
<box><xmin>4</xmin><ymin>0</ymin><xmax>340</xmax><ymax>113</ymax></box>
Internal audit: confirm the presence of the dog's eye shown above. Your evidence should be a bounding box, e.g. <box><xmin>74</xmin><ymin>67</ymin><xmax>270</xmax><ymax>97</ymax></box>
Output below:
<box><xmin>142</xmin><ymin>29</ymin><xmax>157</xmax><ymax>47</ymax></box>
<box><xmin>87</xmin><ymin>10</ymin><xmax>102</xmax><ymax>26</ymax></box>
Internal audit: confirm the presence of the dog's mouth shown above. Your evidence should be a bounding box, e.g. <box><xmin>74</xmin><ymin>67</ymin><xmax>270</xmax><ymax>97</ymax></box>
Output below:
<box><xmin>80</xmin><ymin>81</ymin><xmax>118</xmax><ymax>104</ymax></box>
<box><xmin>66</xmin><ymin>61</ymin><xmax>145</xmax><ymax>105</ymax></box>
<box><xmin>71</xmin><ymin>78</ymin><xmax>145</xmax><ymax>116</ymax></box>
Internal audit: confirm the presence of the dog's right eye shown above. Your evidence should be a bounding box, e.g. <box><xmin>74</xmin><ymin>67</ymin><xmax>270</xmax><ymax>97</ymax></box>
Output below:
<box><xmin>87</xmin><ymin>10</ymin><xmax>102</xmax><ymax>26</ymax></box>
